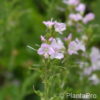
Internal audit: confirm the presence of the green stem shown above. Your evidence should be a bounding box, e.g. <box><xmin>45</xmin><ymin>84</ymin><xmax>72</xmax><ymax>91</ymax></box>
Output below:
<box><xmin>43</xmin><ymin>59</ymin><xmax>50</xmax><ymax>100</ymax></box>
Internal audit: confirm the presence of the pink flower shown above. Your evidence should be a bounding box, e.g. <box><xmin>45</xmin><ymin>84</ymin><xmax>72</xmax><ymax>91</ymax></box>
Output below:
<box><xmin>40</xmin><ymin>35</ymin><xmax>46</xmax><ymax>42</ymax></box>
<box><xmin>49</xmin><ymin>37</ymin><xmax>54</xmax><ymax>42</ymax></box>
<box><xmin>76</xmin><ymin>3</ymin><xmax>86</xmax><ymax>13</ymax></box>
<box><xmin>68</xmin><ymin>39</ymin><xmax>85</xmax><ymax>55</ymax></box>
<box><xmin>63</xmin><ymin>0</ymin><xmax>80</xmax><ymax>6</ymax></box>
<box><xmin>38</xmin><ymin>38</ymin><xmax>65</xmax><ymax>59</ymax></box>
<box><xmin>90</xmin><ymin>47</ymin><xmax>100</xmax><ymax>70</ymax></box>
<box><xmin>50</xmin><ymin>52</ymin><xmax>64</xmax><ymax>59</ymax></box>
<box><xmin>37</xmin><ymin>43</ymin><xmax>54</xmax><ymax>58</ymax></box>
<box><xmin>54</xmin><ymin>22</ymin><xmax>66</xmax><ymax>34</ymax></box>
<box><xmin>50</xmin><ymin>38</ymin><xmax>65</xmax><ymax>59</ymax></box>
<box><xmin>64</xmin><ymin>33</ymin><xmax>72</xmax><ymax>41</ymax></box>
<box><xmin>90</xmin><ymin>47</ymin><xmax>100</xmax><ymax>63</ymax></box>
<box><xmin>43</xmin><ymin>20</ymin><xmax>66</xmax><ymax>34</ymax></box>
<box><xmin>75</xmin><ymin>39</ymin><xmax>86</xmax><ymax>52</ymax></box>
<box><xmin>51</xmin><ymin>38</ymin><xmax>65</xmax><ymax>51</ymax></box>
<box><xmin>83</xmin><ymin>13</ymin><xmax>95</xmax><ymax>24</ymax></box>
<box><xmin>82</xmin><ymin>47</ymin><xmax>100</xmax><ymax>76</ymax></box>
<box><xmin>43</xmin><ymin>19</ymin><xmax>55</xmax><ymax>28</ymax></box>
<box><xmin>69</xmin><ymin>13</ymin><xmax>83</xmax><ymax>22</ymax></box>
<box><xmin>68</xmin><ymin>41</ymin><xmax>78</xmax><ymax>55</ymax></box>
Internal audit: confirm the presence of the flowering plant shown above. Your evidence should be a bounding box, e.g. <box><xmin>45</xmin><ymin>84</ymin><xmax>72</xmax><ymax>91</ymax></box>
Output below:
<box><xmin>28</xmin><ymin>0</ymin><xmax>100</xmax><ymax>99</ymax></box>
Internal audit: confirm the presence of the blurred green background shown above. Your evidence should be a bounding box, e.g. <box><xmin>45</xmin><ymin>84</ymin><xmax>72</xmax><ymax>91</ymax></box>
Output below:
<box><xmin>0</xmin><ymin>0</ymin><xmax>100</xmax><ymax>100</ymax></box>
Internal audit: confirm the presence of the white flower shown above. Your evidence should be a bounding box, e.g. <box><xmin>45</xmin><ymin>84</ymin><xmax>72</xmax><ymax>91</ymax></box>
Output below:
<box><xmin>69</xmin><ymin>13</ymin><xmax>83</xmax><ymax>22</ymax></box>
<box><xmin>40</xmin><ymin>35</ymin><xmax>46</xmax><ymax>41</ymax></box>
<box><xmin>50</xmin><ymin>52</ymin><xmax>64</xmax><ymax>59</ymax></box>
<box><xmin>43</xmin><ymin>19</ymin><xmax>55</xmax><ymax>28</ymax></box>
<box><xmin>76</xmin><ymin>3</ymin><xmax>86</xmax><ymax>13</ymax></box>
<box><xmin>83</xmin><ymin>13</ymin><xmax>95</xmax><ymax>24</ymax></box>
<box><xmin>50</xmin><ymin>38</ymin><xmax>65</xmax><ymax>59</ymax></box>
<box><xmin>54</xmin><ymin>22</ymin><xmax>66</xmax><ymax>34</ymax></box>
<box><xmin>68</xmin><ymin>39</ymin><xmax>86</xmax><ymax>55</ymax></box>
<box><xmin>90</xmin><ymin>47</ymin><xmax>100</xmax><ymax>70</ymax></box>
<box><xmin>68</xmin><ymin>41</ymin><xmax>78</xmax><ymax>55</ymax></box>
<box><xmin>64</xmin><ymin>33</ymin><xmax>72</xmax><ymax>41</ymax></box>
<box><xmin>43</xmin><ymin>20</ymin><xmax>66</xmax><ymax>34</ymax></box>
<box><xmin>90</xmin><ymin>47</ymin><xmax>100</xmax><ymax>63</ymax></box>
<box><xmin>38</xmin><ymin>38</ymin><xmax>65</xmax><ymax>59</ymax></box>
<box><xmin>75</xmin><ymin>39</ymin><xmax>86</xmax><ymax>52</ymax></box>
<box><xmin>37</xmin><ymin>43</ymin><xmax>54</xmax><ymax>58</ymax></box>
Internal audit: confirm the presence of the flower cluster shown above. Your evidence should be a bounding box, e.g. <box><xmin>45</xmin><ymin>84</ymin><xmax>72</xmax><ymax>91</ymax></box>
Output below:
<box><xmin>28</xmin><ymin>0</ymin><xmax>99</xmax><ymax>99</ymax></box>
<box><xmin>43</xmin><ymin>20</ymin><xmax>66</xmax><ymax>34</ymax></box>
<box><xmin>79</xmin><ymin>47</ymin><xmax>100</xmax><ymax>85</ymax></box>
<box><xmin>84</xmin><ymin>47</ymin><xmax>100</xmax><ymax>75</ymax></box>
<box><xmin>63</xmin><ymin>0</ymin><xmax>95</xmax><ymax>26</ymax></box>
<box><xmin>68</xmin><ymin>12</ymin><xmax>95</xmax><ymax>24</ymax></box>
<box><xmin>37</xmin><ymin>20</ymin><xmax>86</xmax><ymax>59</ymax></box>
<box><xmin>62</xmin><ymin>0</ymin><xmax>99</xmax><ymax>85</ymax></box>
<box><xmin>38</xmin><ymin>37</ymin><xmax>65</xmax><ymax>59</ymax></box>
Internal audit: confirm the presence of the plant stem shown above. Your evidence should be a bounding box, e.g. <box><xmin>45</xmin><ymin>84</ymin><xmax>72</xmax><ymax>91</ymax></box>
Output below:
<box><xmin>43</xmin><ymin>59</ymin><xmax>49</xmax><ymax>100</ymax></box>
